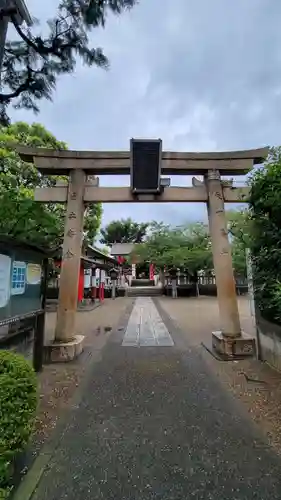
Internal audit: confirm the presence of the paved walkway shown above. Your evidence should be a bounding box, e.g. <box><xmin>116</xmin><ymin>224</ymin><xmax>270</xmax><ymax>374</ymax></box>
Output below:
<box><xmin>122</xmin><ymin>297</ymin><xmax>174</xmax><ymax>347</ymax></box>
<box><xmin>30</xmin><ymin>297</ymin><xmax>281</xmax><ymax>500</ymax></box>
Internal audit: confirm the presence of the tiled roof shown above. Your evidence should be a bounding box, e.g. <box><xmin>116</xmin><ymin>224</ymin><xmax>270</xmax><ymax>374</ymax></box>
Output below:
<box><xmin>110</xmin><ymin>243</ymin><xmax>135</xmax><ymax>256</ymax></box>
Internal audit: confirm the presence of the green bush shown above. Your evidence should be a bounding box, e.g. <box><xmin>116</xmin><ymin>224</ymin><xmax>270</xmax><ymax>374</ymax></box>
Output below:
<box><xmin>0</xmin><ymin>350</ymin><xmax>38</xmax><ymax>488</ymax></box>
<box><xmin>248</xmin><ymin>146</ymin><xmax>281</xmax><ymax>323</ymax></box>
<box><xmin>0</xmin><ymin>487</ymin><xmax>11</xmax><ymax>499</ymax></box>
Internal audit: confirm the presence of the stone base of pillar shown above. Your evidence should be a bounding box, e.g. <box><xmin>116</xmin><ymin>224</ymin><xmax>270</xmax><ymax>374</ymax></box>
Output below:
<box><xmin>212</xmin><ymin>331</ymin><xmax>256</xmax><ymax>359</ymax></box>
<box><xmin>44</xmin><ymin>335</ymin><xmax>85</xmax><ymax>363</ymax></box>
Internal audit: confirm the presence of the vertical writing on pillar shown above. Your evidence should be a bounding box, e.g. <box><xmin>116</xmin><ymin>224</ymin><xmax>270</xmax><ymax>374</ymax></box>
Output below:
<box><xmin>63</xmin><ymin>189</ymin><xmax>78</xmax><ymax>261</ymax></box>
<box><xmin>213</xmin><ymin>189</ymin><xmax>229</xmax><ymax>258</ymax></box>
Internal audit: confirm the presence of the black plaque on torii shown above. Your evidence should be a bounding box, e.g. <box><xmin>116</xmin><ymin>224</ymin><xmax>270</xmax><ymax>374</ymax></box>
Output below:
<box><xmin>130</xmin><ymin>138</ymin><xmax>162</xmax><ymax>194</ymax></box>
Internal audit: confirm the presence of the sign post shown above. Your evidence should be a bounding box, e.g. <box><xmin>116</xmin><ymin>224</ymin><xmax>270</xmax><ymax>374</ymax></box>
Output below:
<box><xmin>169</xmin><ymin>266</ymin><xmax>178</xmax><ymax>299</ymax></box>
<box><xmin>109</xmin><ymin>268</ymin><xmax>118</xmax><ymax>300</ymax></box>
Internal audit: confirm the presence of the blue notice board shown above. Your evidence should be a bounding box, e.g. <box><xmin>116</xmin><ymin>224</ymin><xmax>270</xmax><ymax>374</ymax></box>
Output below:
<box><xmin>11</xmin><ymin>261</ymin><xmax>26</xmax><ymax>295</ymax></box>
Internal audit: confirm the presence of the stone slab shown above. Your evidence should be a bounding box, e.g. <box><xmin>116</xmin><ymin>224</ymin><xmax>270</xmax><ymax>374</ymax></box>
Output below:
<box><xmin>122</xmin><ymin>297</ymin><xmax>174</xmax><ymax>347</ymax></box>
<box><xmin>44</xmin><ymin>335</ymin><xmax>85</xmax><ymax>363</ymax></box>
<box><xmin>212</xmin><ymin>330</ymin><xmax>256</xmax><ymax>358</ymax></box>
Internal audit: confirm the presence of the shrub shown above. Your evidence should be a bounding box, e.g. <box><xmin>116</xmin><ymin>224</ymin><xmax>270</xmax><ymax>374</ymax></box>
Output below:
<box><xmin>0</xmin><ymin>350</ymin><xmax>38</xmax><ymax>488</ymax></box>
<box><xmin>0</xmin><ymin>487</ymin><xmax>11</xmax><ymax>499</ymax></box>
<box><xmin>248</xmin><ymin>147</ymin><xmax>281</xmax><ymax>323</ymax></box>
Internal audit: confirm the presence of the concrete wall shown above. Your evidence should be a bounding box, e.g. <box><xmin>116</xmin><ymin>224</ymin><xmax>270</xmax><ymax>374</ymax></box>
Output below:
<box><xmin>164</xmin><ymin>284</ymin><xmax>248</xmax><ymax>297</ymax></box>
<box><xmin>0</xmin><ymin>324</ymin><xmax>34</xmax><ymax>362</ymax></box>
<box><xmin>256</xmin><ymin>313</ymin><xmax>281</xmax><ymax>371</ymax></box>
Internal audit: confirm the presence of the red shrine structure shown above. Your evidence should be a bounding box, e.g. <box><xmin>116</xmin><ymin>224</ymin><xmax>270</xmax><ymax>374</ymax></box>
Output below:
<box><xmin>49</xmin><ymin>245</ymin><xmax>120</xmax><ymax>304</ymax></box>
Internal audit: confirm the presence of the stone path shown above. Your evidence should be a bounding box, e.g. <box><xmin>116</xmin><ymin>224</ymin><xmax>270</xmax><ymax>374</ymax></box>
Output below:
<box><xmin>28</xmin><ymin>297</ymin><xmax>281</xmax><ymax>500</ymax></box>
<box><xmin>122</xmin><ymin>297</ymin><xmax>174</xmax><ymax>347</ymax></box>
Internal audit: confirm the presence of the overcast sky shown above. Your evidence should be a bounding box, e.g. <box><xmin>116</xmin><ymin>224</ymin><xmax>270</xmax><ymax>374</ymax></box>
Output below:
<box><xmin>9</xmin><ymin>0</ymin><xmax>280</xmax><ymax>228</ymax></box>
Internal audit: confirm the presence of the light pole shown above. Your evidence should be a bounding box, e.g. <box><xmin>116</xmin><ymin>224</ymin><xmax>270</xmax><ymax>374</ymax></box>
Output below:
<box><xmin>0</xmin><ymin>0</ymin><xmax>32</xmax><ymax>72</ymax></box>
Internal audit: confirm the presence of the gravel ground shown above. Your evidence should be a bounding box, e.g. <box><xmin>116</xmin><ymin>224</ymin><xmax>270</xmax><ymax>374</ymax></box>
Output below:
<box><xmin>31</xmin><ymin>299</ymin><xmax>281</xmax><ymax>500</ymax></box>
<box><xmin>159</xmin><ymin>295</ymin><xmax>281</xmax><ymax>455</ymax></box>
<box><xmin>33</xmin><ymin>297</ymin><xmax>133</xmax><ymax>450</ymax></box>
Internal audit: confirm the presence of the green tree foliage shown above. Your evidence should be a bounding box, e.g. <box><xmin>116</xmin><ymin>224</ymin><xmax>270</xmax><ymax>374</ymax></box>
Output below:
<box><xmin>0</xmin><ymin>121</ymin><xmax>102</xmax><ymax>248</ymax></box>
<box><xmin>135</xmin><ymin>221</ymin><xmax>213</xmax><ymax>273</ymax></box>
<box><xmin>0</xmin><ymin>0</ymin><xmax>138</xmax><ymax>123</ymax></box>
<box><xmin>84</xmin><ymin>204</ymin><xmax>103</xmax><ymax>246</ymax></box>
<box><xmin>100</xmin><ymin>218</ymin><xmax>149</xmax><ymax>246</ymax></box>
<box><xmin>248</xmin><ymin>147</ymin><xmax>281</xmax><ymax>322</ymax></box>
<box><xmin>226</xmin><ymin>209</ymin><xmax>250</xmax><ymax>277</ymax></box>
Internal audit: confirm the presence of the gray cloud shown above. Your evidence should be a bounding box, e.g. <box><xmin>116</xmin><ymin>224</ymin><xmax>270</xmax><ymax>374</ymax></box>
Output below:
<box><xmin>10</xmin><ymin>0</ymin><xmax>281</xmax><ymax>227</ymax></box>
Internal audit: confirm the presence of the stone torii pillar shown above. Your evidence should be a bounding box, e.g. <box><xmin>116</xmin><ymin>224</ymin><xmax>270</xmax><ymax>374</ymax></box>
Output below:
<box><xmin>55</xmin><ymin>170</ymin><xmax>86</xmax><ymax>343</ymax></box>
<box><xmin>43</xmin><ymin>170</ymin><xmax>87</xmax><ymax>363</ymax></box>
<box><xmin>204</xmin><ymin>170</ymin><xmax>255</xmax><ymax>358</ymax></box>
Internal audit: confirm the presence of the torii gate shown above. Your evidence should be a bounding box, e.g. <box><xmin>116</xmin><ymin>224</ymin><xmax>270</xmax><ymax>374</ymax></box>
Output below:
<box><xmin>18</xmin><ymin>143</ymin><xmax>268</xmax><ymax>360</ymax></box>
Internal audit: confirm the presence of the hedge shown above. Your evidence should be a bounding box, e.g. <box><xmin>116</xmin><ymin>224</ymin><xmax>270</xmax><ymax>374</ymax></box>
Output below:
<box><xmin>248</xmin><ymin>147</ymin><xmax>281</xmax><ymax>323</ymax></box>
<box><xmin>0</xmin><ymin>350</ymin><xmax>38</xmax><ymax>490</ymax></box>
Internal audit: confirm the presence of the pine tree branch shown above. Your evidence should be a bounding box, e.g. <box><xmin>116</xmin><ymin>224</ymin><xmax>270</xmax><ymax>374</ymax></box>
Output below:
<box><xmin>0</xmin><ymin>0</ymin><xmax>138</xmax><ymax>117</ymax></box>
<box><xmin>0</xmin><ymin>65</ymin><xmax>33</xmax><ymax>101</ymax></box>
<box><xmin>11</xmin><ymin>14</ymin><xmax>80</xmax><ymax>60</ymax></box>
<box><xmin>11</xmin><ymin>14</ymin><xmax>39</xmax><ymax>54</ymax></box>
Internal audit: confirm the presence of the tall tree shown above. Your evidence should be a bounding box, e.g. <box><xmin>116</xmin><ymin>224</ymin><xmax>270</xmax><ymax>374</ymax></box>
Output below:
<box><xmin>0</xmin><ymin>0</ymin><xmax>138</xmax><ymax>123</ymax></box>
<box><xmin>135</xmin><ymin>221</ymin><xmax>213</xmax><ymax>273</ymax></box>
<box><xmin>100</xmin><ymin>218</ymin><xmax>149</xmax><ymax>246</ymax></box>
<box><xmin>0</xmin><ymin>121</ymin><xmax>102</xmax><ymax>248</ymax></box>
<box><xmin>248</xmin><ymin>146</ymin><xmax>281</xmax><ymax>322</ymax></box>
<box><xmin>226</xmin><ymin>209</ymin><xmax>250</xmax><ymax>277</ymax></box>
